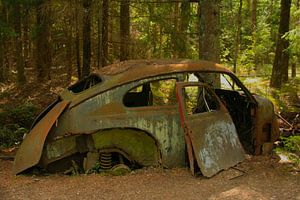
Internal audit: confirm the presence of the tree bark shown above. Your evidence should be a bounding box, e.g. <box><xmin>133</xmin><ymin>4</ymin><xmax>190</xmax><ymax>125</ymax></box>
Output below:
<box><xmin>97</xmin><ymin>0</ymin><xmax>102</xmax><ymax>68</ymax></box>
<box><xmin>120</xmin><ymin>0</ymin><xmax>130</xmax><ymax>61</ymax></box>
<box><xmin>291</xmin><ymin>62</ymin><xmax>296</xmax><ymax>78</ymax></box>
<box><xmin>66</xmin><ymin>0</ymin><xmax>73</xmax><ymax>84</ymax></box>
<box><xmin>291</xmin><ymin>0</ymin><xmax>299</xmax><ymax>78</ymax></box>
<box><xmin>13</xmin><ymin>2</ymin><xmax>26</xmax><ymax>86</ymax></box>
<box><xmin>199</xmin><ymin>0</ymin><xmax>220</xmax><ymax>62</ymax></box>
<box><xmin>0</xmin><ymin>41</ymin><xmax>3</xmax><ymax>82</ymax></box>
<box><xmin>23</xmin><ymin>6</ymin><xmax>30</xmax><ymax>69</ymax></box>
<box><xmin>75</xmin><ymin>0</ymin><xmax>81</xmax><ymax>79</ymax></box>
<box><xmin>35</xmin><ymin>0</ymin><xmax>52</xmax><ymax>82</ymax></box>
<box><xmin>233</xmin><ymin>0</ymin><xmax>243</xmax><ymax>73</ymax></box>
<box><xmin>0</xmin><ymin>4</ymin><xmax>5</xmax><ymax>82</ymax></box>
<box><xmin>252</xmin><ymin>0</ymin><xmax>258</xmax><ymax>70</ymax></box>
<box><xmin>101</xmin><ymin>0</ymin><xmax>109</xmax><ymax>67</ymax></box>
<box><xmin>171</xmin><ymin>2</ymin><xmax>179</xmax><ymax>58</ymax></box>
<box><xmin>82</xmin><ymin>0</ymin><xmax>92</xmax><ymax>78</ymax></box>
<box><xmin>270</xmin><ymin>0</ymin><xmax>291</xmax><ymax>88</ymax></box>
<box><xmin>199</xmin><ymin>0</ymin><xmax>220</xmax><ymax>87</ymax></box>
<box><xmin>179</xmin><ymin>0</ymin><xmax>190</xmax><ymax>58</ymax></box>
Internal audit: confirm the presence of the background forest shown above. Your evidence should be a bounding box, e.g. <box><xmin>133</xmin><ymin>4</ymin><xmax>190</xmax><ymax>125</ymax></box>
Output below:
<box><xmin>0</xmin><ymin>0</ymin><xmax>299</xmax><ymax>147</ymax></box>
<box><xmin>0</xmin><ymin>0</ymin><xmax>299</xmax><ymax>85</ymax></box>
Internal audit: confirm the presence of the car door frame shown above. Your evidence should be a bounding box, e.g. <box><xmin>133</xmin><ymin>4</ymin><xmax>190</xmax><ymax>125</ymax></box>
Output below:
<box><xmin>176</xmin><ymin>82</ymin><xmax>245</xmax><ymax>177</ymax></box>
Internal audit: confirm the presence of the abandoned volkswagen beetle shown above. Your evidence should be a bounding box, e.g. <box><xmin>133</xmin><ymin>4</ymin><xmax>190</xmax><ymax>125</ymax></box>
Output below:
<box><xmin>13</xmin><ymin>60</ymin><xmax>279</xmax><ymax>177</ymax></box>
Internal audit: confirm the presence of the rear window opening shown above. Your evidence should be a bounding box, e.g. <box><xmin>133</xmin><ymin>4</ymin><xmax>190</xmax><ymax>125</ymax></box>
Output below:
<box><xmin>68</xmin><ymin>74</ymin><xmax>102</xmax><ymax>93</ymax></box>
<box><xmin>123</xmin><ymin>78</ymin><xmax>177</xmax><ymax>107</ymax></box>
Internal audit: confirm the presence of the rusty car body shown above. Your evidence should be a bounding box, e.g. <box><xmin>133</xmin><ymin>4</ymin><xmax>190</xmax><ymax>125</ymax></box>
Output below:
<box><xmin>13</xmin><ymin>60</ymin><xmax>279</xmax><ymax>177</ymax></box>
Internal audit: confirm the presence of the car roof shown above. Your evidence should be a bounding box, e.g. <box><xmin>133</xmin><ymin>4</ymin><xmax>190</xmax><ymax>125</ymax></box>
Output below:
<box><xmin>95</xmin><ymin>59</ymin><xmax>231</xmax><ymax>78</ymax></box>
<box><xmin>68</xmin><ymin>59</ymin><xmax>234</xmax><ymax>107</ymax></box>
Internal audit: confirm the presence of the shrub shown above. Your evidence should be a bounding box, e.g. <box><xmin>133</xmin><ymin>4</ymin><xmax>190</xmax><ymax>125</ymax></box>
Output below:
<box><xmin>0</xmin><ymin>103</ymin><xmax>39</xmax><ymax>147</ymax></box>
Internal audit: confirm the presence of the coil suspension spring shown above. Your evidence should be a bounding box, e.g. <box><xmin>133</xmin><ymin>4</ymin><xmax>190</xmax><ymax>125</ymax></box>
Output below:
<box><xmin>99</xmin><ymin>152</ymin><xmax>112</xmax><ymax>170</ymax></box>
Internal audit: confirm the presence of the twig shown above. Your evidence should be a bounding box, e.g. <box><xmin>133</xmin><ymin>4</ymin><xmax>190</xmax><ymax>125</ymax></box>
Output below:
<box><xmin>276</xmin><ymin>113</ymin><xmax>294</xmax><ymax>128</ymax></box>
<box><xmin>229</xmin><ymin>166</ymin><xmax>247</xmax><ymax>180</ymax></box>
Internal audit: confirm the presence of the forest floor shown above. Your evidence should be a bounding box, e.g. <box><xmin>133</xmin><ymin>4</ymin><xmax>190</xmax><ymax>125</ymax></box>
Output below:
<box><xmin>0</xmin><ymin>155</ymin><xmax>300</xmax><ymax>200</ymax></box>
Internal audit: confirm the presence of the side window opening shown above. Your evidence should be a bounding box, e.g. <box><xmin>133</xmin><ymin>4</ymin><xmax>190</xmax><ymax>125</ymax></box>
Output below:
<box><xmin>183</xmin><ymin>85</ymin><xmax>219</xmax><ymax>115</ymax></box>
<box><xmin>68</xmin><ymin>74</ymin><xmax>102</xmax><ymax>93</ymax></box>
<box><xmin>123</xmin><ymin>84</ymin><xmax>152</xmax><ymax>107</ymax></box>
<box><xmin>123</xmin><ymin>78</ymin><xmax>177</xmax><ymax>107</ymax></box>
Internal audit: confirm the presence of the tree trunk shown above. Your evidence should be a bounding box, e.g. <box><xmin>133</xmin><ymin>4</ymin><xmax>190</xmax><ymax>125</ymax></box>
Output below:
<box><xmin>0</xmin><ymin>41</ymin><xmax>3</xmax><ymax>82</ymax></box>
<box><xmin>66</xmin><ymin>1</ymin><xmax>73</xmax><ymax>84</ymax></box>
<box><xmin>35</xmin><ymin>0</ymin><xmax>52</xmax><ymax>82</ymax></box>
<box><xmin>13</xmin><ymin>3</ymin><xmax>26</xmax><ymax>86</ymax></box>
<box><xmin>291</xmin><ymin>0</ymin><xmax>299</xmax><ymax>78</ymax></box>
<box><xmin>199</xmin><ymin>0</ymin><xmax>220</xmax><ymax>62</ymax></box>
<box><xmin>82</xmin><ymin>0</ymin><xmax>92</xmax><ymax>78</ymax></box>
<box><xmin>270</xmin><ymin>0</ymin><xmax>291</xmax><ymax>88</ymax></box>
<box><xmin>171</xmin><ymin>2</ymin><xmax>179</xmax><ymax>58</ymax></box>
<box><xmin>102</xmin><ymin>0</ymin><xmax>109</xmax><ymax>67</ymax></box>
<box><xmin>120</xmin><ymin>0</ymin><xmax>130</xmax><ymax>61</ymax></box>
<box><xmin>291</xmin><ymin>62</ymin><xmax>296</xmax><ymax>78</ymax></box>
<box><xmin>179</xmin><ymin>0</ymin><xmax>190</xmax><ymax>58</ymax></box>
<box><xmin>23</xmin><ymin>6</ymin><xmax>30</xmax><ymax>69</ymax></box>
<box><xmin>3</xmin><ymin>3</ymin><xmax>11</xmax><ymax>82</ymax></box>
<box><xmin>0</xmin><ymin>4</ymin><xmax>5</xmax><ymax>82</ymax></box>
<box><xmin>199</xmin><ymin>0</ymin><xmax>220</xmax><ymax>87</ymax></box>
<box><xmin>97</xmin><ymin>1</ymin><xmax>102</xmax><ymax>68</ymax></box>
<box><xmin>75</xmin><ymin>0</ymin><xmax>81</xmax><ymax>79</ymax></box>
<box><xmin>233</xmin><ymin>0</ymin><xmax>243</xmax><ymax>73</ymax></box>
<box><xmin>252</xmin><ymin>0</ymin><xmax>258</xmax><ymax>70</ymax></box>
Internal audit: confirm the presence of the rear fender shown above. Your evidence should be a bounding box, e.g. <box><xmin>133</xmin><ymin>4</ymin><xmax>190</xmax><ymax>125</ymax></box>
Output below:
<box><xmin>13</xmin><ymin>101</ymin><xmax>69</xmax><ymax>174</ymax></box>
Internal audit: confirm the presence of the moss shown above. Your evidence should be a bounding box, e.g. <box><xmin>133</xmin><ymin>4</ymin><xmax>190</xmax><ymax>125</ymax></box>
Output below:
<box><xmin>92</xmin><ymin>129</ymin><xmax>159</xmax><ymax>166</ymax></box>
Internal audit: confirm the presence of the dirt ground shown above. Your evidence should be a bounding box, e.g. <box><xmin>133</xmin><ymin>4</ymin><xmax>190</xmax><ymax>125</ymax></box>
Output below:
<box><xmin>0</xmin><ymin>155</ymin><xmax>299</xmax><ymax>200</ymax></box>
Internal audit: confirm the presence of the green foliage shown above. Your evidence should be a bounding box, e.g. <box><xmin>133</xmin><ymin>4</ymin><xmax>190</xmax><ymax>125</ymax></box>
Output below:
<box><xmin>285</xmin><ymin>1</ymin><xmax>300</xmax><ymax>56</ymax></box>
<box><xmin>0</xmin><ymin>125</ymin><xmax>28</xmax><ymax>147</ymax></box>
<box><xmin>280</xmin><ymin>136</ymin><xmax>300</xmax><ymax>153</ymax></box>
<box><xmin>0</xmin><ymin>103</ymin><xmax>39</xmax><ymax>147</ymax></box>
<box><xmin>242</xmin><ymin>76</ymin><xmax>300</xmax><ymax>112</ymax></box>
<box><xmin>90</xmin><ymin>161</ymin><xmax>101</xmax><ymax>173</ymax></box>
<box><xmin>0</xmin><ymin>102</ymin><xmax>39</xmax><ymax>128</ymax></box>
<box><xmin>275</xmin><ymin>136</ymin><xmax>300</xmax><ymax>165</ymax></box>
<box><xmin>0</xmin><ymin>19</ymin><xmax>16</xmax><ymax>39</ymax></box>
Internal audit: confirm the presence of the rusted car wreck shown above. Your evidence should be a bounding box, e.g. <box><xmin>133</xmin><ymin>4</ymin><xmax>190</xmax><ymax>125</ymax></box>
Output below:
<box><xmin>13</xmin><ymin>60</ymin><xmax>279</xmax><ymax>177</ymax></box>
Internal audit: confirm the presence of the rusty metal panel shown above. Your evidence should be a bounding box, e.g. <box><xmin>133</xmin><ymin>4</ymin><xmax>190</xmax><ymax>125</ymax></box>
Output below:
<box><xmin>70</xmin><ymin>60</ymin><xmax>238</xmax><ymax>107</ymax></box>
<box><xmin>13</xmin><ymin>101</ymin><xmax>69</xmax><ymax>174</ymax></box>
<box><xmin>53</xmin><ymin>74</ymin><xmax>186</xmax><ymax>168</ymax></box>
<box><xmin>253</xmin><ymin>95</ymin><xmax>279</xmax><ymax>154</ymax></box>
<box><xmin>176</xmin><ymin>82</ymin><xmax>245</xmax><ymax>177</ymax></box>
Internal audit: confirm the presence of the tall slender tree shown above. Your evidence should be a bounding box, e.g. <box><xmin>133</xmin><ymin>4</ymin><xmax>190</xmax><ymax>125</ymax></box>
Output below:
<box><xmin>179</xmin><ymin>0</ymin><xmax>190</xmax><ymax>58</ymax></box>
<box><xmin>199</xmin><ymin>0</ymin><xmax>221</xmax><ymax>87</ymax></box>
<box><xmin>35</xmin><ymin>0</ymin><xmax>52</xmax><ymax>81</ymax></box>
<box><xmin>13</xmin><ymin>1</ymin><xmax>26</xmax><ymax>86</ymax></box>
<box><xmin>199</xmin><ymin>0</ymin><xmax>220</xmax><ymax>62</ymax></box>
<box><xmin>270</xmin><ymin>0</ymin><xmax>291</xmax><ymax>88</ymax></box>
<box><xmin>0</xmin><ymin>3</ymin><xmax>6</xmax><ymax>82</ymax></box>
<box><xmin>75</xmin><ymin>0</ymin><xmax>81</xmax><ymax>79</ymax></box>
<box><xmin>120</xmin><ymin>0</ymin><xmax>130</xmax><ymax>61</ymax></box>
<box><xmin>23</xmin><ymin>4</ymin><xmax>30</xmax><ymax>69</ymax></box>
<box><xmin>233</xmin><ymin>0</ymin><xmax>243</xmax><ymax>73</ymax></box>
<box><xmin>252</xmin><ymin>0</ymin><xmax>258</xmax><ymax>70</ymax></box>
<box><xmin>97</xmin><ymin>0</ymin><xmax>102</xmax><ymax>68</ymax></box>
<box><xmin>101</xmin><ymin>0</ymin><xmax>109</xmax><ymax>67</ymax></box>
<box><xmin>82</xmin><ymin>0</ymin><xmax>92</xmax><ymax>78</ymax></box>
